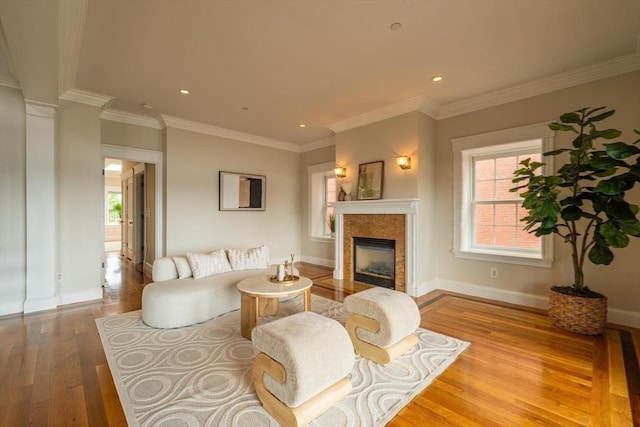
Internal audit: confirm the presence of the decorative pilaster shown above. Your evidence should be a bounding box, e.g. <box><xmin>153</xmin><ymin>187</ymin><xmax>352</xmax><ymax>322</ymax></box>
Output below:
<box><xmin>23</xmin><ymin>101</ymin><xmax>58</xmax><ymax>313</ymax></box>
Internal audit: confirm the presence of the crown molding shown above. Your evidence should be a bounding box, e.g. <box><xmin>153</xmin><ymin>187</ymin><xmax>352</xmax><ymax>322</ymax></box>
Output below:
<box><xmin>0</xmin><ymin>73</ymin><xmax>20</xmax><ymax>89</ymax></box>
<box><xmin>159</xmin><ymin>114</ymin><xmax>301</xmax><ymax>153</ymax></box>
<box><xmin>327</xmin><ymin>95</ymin><xmax>438</xmax><ymax>134</ymax></box>
<box><xmin>60</xmin><ymin>88</ymin><xmax>114</xmax><ymax>109</ymax></box>
<box><xmin>300</xmin><ymin>135</ymin><xmax>335</xmax><ymax>153</ymax></box>
<box><xmin>437</xmin><ymin>53</ymin><xmax>640</xmax><ymax>119</ymax></box>
<box><xmin>101</xmin><ymin>109</ymin><xmax>163</xmax><ymax>129</ymax></box>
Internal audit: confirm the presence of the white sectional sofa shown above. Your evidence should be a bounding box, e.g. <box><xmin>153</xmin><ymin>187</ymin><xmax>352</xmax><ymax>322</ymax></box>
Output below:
<box><xmin>142</xmin><ymin>246</ymin><xmax>286</xmax><ymax>328</ymax></box>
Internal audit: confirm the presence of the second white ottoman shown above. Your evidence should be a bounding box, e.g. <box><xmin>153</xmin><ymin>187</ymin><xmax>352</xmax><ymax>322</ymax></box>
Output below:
<box><xmin>344</xmin><ymin>287</ymin><xmax>420</xmax><ymax>365</ymax></box>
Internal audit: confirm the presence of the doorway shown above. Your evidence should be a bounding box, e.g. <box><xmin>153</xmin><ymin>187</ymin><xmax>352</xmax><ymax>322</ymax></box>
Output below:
<box><xmin>101</xmin><ymin>144</ymin><xmax>164</xmax><ymax>295</ymax></box>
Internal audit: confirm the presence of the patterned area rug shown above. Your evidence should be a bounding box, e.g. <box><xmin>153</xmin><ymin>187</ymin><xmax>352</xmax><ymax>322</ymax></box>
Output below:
<box><xmin>96</xmin><ymin>295</ymin><xmax>468</xmax><ymax>427</ymax></box>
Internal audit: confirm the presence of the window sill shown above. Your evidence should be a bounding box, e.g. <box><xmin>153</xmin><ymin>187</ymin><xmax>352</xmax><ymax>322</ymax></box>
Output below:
<box><xmin>452</xmin><ymin>249</ymin><xmax>553</xmax><ymax>268</ymax></box>
<box><xmin>309</xmin><ymin>236</ymin><xmax>335</xmax><ymax>243</ymax></box>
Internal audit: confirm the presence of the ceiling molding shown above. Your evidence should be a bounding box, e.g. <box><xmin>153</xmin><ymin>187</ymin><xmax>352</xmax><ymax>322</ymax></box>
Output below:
<box><xmin>101</xmin><ymin>109</ymin><xmax>163</xmax><ymax>129</ymax></box>
<box><xmin>0</xmin><ymin>74</ymin><xmax>20</xmax><ymax>89</ymax></box>
<box><xmin>327</xmin><ymin>53</ymin><xmax>639</xmax><ymax>132</ymax></box>
<box><xmin>159</xmin><ymin>114</ymin><xmax>302</xmax><ymax>153</ymax></box>
<box><xmin>327</xmin><ymin>95</ymin><xmax>437</xmax><ymax>134</ymax></box>
<box><xmin>437</xmin><ymin>53</ymin><xmax>640</xmax><ymax>119</ymax></box>
<box><xmin>300</xmin><ymin>135</ymin><xmax>336</xmax><ymax>153</ymax></box>
<box><xmin>60</xmin><ymin>88</ymin><xmax>114</xmax><ymax>109</ymax></box>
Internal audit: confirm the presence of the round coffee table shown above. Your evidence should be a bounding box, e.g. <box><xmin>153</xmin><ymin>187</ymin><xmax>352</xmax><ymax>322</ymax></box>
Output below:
<box><xmin>237</xmin><ymin>275</ymin><xmax>313</xmax><ymax>340</ymax></box>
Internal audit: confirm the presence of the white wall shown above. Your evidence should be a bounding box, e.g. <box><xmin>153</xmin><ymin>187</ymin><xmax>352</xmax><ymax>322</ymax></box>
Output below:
<box><xmin>433</xmin><ymin>71</ymin><xmax>640</xmax><ymax>325</ymax></box>
<box><xmin>0</xmin><ymin>86</ymin><xmax>26</xmax><ymax>313</ymax></box>
<box><xmin>164</xmin><ymin>126</ymin><xmax>301</xmax><ymax>262</ymax></box>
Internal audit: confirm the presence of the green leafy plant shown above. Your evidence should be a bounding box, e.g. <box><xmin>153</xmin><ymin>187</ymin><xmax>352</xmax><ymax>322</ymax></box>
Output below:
<box><xmin>328</xmin><ymin>214</ymin><xmax>336</xmax><ymax>233</ymax></box>
<box><xmin>511</xmin><ymin>107</ymin><xmax>640</xmax><ymax>297</ymax></box>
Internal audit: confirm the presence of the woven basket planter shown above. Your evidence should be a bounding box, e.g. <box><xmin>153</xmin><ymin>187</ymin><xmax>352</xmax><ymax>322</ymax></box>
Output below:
<box><xmin>548</xmin><ymin>289</ymin><xmax>607</xmax><ymax>335</ymax></box>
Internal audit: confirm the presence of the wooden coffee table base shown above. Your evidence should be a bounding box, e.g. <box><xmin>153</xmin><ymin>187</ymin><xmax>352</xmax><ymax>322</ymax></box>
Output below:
<box><xmin>239</xmin><ymin>282</ymin><xmax>312</xmax><ymax>340</ymax></box>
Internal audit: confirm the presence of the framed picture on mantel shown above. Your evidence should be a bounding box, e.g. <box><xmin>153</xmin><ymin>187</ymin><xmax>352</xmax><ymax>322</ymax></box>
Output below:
<box><xmin>357</xmin><ymin>161</ymin><xmax>384</xmax><ymax>200</ymax></box>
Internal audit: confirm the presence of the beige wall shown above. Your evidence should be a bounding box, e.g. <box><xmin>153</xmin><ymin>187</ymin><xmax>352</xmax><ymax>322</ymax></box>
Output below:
<box><xmin>300</xmin><ymin>145</ymin><xmax>335</xmax><ymax>265</ymax></box>
<box><xmin>335</xmin><ymin>111</ymin><xmax>421</xmax><ymax>200</ymax></box>
<box><xmin>434</xmin><ymin>71</ymin><xmax>640</xmax><ymax>317</ymax></box>
<box><xmin>0</xmin><ymin>86</ymin><xmax>26</xmax><ymax>309</ymax></box>
<box><xmin>164</xmin><ymin>127</ymin><xmax>301</xmax><ymax>261</ymax></box>
<box><xmin>101</xmin><ymin>119</ymin><xmax>163</xmax><ymax>151</ymax></box>
<box><xmin>417</xmin><ymin>112</ymin><xmax>438</xmax><ymax>285</ymax></box>
<box><xmin>57</xmin><ymin>100</ymin><xmax>104</xmax><ymax>303</ymax></box>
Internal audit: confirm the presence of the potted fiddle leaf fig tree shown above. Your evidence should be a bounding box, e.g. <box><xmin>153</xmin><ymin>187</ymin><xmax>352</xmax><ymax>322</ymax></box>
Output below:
<box><xmin>511</xmin><ymin>107</ymin><xmax>640</xmax><ymax>335</ymax></box>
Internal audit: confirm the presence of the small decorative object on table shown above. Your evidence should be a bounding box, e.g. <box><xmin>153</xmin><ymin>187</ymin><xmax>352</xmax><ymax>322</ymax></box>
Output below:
<box><xmin>269</xmin><ymin>253</ymin><xmax>299</xmax><ymax>284</ymax></box>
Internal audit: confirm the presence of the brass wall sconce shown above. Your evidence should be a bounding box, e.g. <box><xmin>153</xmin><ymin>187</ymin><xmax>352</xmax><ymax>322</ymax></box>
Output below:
<box><xmin>396</xmin><ymin>156</ymin><xmax>411</xmax><ymax>170</ymax></box>
<box><xmin>334</xmin><ymin>166</ymin><xmax>347</xmax><ymax>178</ymax></box>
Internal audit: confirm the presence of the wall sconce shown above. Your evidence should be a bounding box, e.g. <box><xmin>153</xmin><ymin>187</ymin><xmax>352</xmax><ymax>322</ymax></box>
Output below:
<box><xmin>334</xmin><ymin>166</ymin><xmax>347</xmax><ymax>178</ymax></box>
<box><xmin>396</xmin><ymin>156</ymin><xmax>411</xmax><ymax>170</ymax></box>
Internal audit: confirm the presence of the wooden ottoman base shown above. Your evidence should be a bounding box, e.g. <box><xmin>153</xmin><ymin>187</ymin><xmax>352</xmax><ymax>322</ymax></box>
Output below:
<box><xmin>346</xmin><ymin>313</ymin><xmax>418</xmax><ymax>365</ymax></box>
<box><xmin>253</xmin><ymin>353</ymin><xmax>352</xmax><ymax>427</ymax></box>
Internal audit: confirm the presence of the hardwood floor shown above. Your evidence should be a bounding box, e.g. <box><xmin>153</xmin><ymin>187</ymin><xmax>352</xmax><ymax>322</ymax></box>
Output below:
<box><xmin>0</xmin><ymin>256</ymin><xmax>637</xmax><ymax>426</ymax></box>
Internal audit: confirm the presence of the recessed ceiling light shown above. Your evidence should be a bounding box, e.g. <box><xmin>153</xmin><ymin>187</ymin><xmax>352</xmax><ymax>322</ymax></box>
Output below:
<box><xmin>432</xmin><ymin>76</ymin><xmax>443</xmax><ymax>82</ymax></box>
<box><xmin>390</xmin><ymin>22</ymin><xmax>402</xmax><ymax>31</ymax></box>
<box><xmin>299</xmin><ymin>124</ymin><xmax>306</xmax><ymax>128</ymax></box>
<box><xmin>141</xmin><ymin>102</ymin><xmax>153</xmax><ymax>110</ymax></box>
<box><xmin>179</xmin><ymin>88</ymin><xmax>190</xmax><ymax>95</ymax></box>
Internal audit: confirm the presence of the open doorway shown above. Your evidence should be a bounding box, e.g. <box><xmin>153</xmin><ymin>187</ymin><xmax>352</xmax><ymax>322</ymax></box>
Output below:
<box><xmin>104</xmin><ymin>158</ymin><xmax>123</xmax><ymax>253</ymax></box>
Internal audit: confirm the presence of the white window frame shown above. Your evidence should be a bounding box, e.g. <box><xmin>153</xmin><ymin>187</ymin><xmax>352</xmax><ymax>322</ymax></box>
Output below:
<box><xmin>308</xmin><ymin>161</ymin><xmax>336</xmax><ymax>241</ymax></box>
<box><xmin>452</xmin><ymin>122</ymin><xmax>555</xmax><ymax>267</ymax></box>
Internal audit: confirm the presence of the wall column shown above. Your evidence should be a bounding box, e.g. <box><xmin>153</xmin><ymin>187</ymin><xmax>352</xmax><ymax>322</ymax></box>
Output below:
<box><xmin>23</xmin><ymin>102</ymin><xmax>58</xmax><ymax>313</ymax></box>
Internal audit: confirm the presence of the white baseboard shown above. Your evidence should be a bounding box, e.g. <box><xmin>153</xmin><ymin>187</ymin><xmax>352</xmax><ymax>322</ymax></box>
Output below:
<box><xmin>23</xmin><ymin>295</ymin><xmax>58</xmax><ymax>313</ymax></box>
<box><xmin>58</xmin><ymin>288</ymin><xmax>103</xmax><ymax>306</ymax></box>
<box><xmin>0</xmin><ymin>299</ymin><xmax>25</xmax><ymax>316</ymax></box>
<box><xmin>420</xmin><ymin>278</ymin><xmax>639</xmax><ymax>328</ymax></box>
<box><xmin>299</xmin><ymin>255</ymin><xmax>335</xmax><ymax>269</ymax></box>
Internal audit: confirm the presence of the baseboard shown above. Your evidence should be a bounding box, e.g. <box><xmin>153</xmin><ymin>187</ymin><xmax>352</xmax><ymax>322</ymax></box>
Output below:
<box><xmin>420</xmin><ymin>278</ymin><xmax>639</xmax><ymax>328</ymax></box>
<box><xmin>299</xmin><ymin>255</ymin><xmax>335</xmax><ymax>269</ymax></box>
<box><xmin>0</xmin><ymin>298</ymin><xmax>25</xmax><ymax>316</ymax></box>
<box><xmin>23</xmin><ymin>295</ymin><xmax>58</xmax><ymax>314</ymax></box>
<box><xmin>58</xmin><ymin>288</ymin><xmax>103</xmax><ymax>306</ymax></box>
<box><xmin>143</xmin><ymin>262</ymin><xmax>153</xmax><ymax>277</ymax></box>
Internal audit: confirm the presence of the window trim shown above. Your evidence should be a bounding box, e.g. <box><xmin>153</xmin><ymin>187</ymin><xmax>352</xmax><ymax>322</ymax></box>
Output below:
<box><xmin>308</xmin><ymin>161</ymin><xmax>336</xmax><ymax>242</ymax></box>
<box><xmin>452</xmin><ymin>122</ymin><xmax>555</xmax><ymax>267</ymax></box>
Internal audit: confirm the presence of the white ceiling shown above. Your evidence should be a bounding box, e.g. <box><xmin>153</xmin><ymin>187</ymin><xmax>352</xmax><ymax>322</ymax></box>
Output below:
<box><xmin>2</xmin><ymin>0</ymin><xmax>640</xmax><ymax>146</ymax></box>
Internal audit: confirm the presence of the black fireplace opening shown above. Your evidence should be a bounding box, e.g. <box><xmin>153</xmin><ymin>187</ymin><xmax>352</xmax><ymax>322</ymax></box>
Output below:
<box><xmin>353</xmin><ymin>237</ymin><xmax>395</xmax><ymax>289</ymax></box>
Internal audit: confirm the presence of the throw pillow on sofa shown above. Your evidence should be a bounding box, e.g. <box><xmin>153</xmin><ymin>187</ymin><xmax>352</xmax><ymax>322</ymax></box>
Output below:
<box><xmin>227</xmin><ymin>245</ymin><xmax>270</xmax><ymax>271</ymax></box>
<box><xmin>187</xmin><ymin>249</ymin><xmax>232</xmax><ymax>279</ymax></box>
<box><xmin>172</xmin><ymin>256</ymin><xmax>193</xmax><ymax>279</ymax></box>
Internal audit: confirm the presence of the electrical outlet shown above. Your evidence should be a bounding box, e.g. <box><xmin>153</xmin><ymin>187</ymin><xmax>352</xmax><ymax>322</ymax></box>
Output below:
<box><xmin>56</xmin><ymin>273</ymin><xmax>63</xmax><ymax>281</ymax></box>
<box><xmin>490</xmin><ymin>268</ymin><xmax>498</xmax><ymax>278</ymax></box>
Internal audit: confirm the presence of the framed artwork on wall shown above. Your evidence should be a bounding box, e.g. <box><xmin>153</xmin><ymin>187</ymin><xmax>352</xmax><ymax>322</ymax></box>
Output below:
<box><xmin>219</xmin><ymin>171</ymin><xmax>266</xmax><ymax>211</ymax></box>
<box><xmin>357</xmin><ymin>161</ymin><xmax>384</xmax><ymax>200</ymax></box>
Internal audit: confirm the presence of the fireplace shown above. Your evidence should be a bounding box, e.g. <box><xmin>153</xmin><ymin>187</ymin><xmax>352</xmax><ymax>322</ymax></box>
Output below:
<box><xmin>332</xmin><ymin>199</ymin><xmax>418</xmax><ymax>295</ymax></box>
<box><xmin>353</xmin><ymin>237</ymin><xmax>395</xmax><ymax>289</ymax></box>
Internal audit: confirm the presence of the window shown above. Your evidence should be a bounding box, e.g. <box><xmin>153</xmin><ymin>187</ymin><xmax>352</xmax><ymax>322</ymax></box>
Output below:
<box><xmin>106</xmin><ymin>189</ymin><xmax>122</xmax><ymax>225</ymax></box>
<box><xmin>452</xmin><ymin>123</ymin><xmax>554</xmax><ymax>267</ymax></box>
<box><xmin>308</xmin><ymin>162</ymin><xmax>337</xmax><ymax>240</ymax></box>
<box><xmin>324</xmin><ymin>175</ymin><xmax>336</xmax><ymax>235</ymax></box>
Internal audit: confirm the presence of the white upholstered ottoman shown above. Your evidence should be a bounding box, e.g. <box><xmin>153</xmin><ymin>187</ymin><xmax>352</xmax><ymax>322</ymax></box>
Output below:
<box><xmin>252</xmin><ymin>311</ymin><xmax>354</xmax><ymax>427</ymax></box>
<box><xmin>344</xmin><ymin>287</ymin><xmax>420</xmax><ymax>365</ymax></box>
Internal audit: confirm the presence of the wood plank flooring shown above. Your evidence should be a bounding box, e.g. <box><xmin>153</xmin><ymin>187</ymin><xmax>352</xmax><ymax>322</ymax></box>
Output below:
<box><xmin>0</xmin><ymin>255</ymin><xmax>637</xmax><ymax>426</ymax></box>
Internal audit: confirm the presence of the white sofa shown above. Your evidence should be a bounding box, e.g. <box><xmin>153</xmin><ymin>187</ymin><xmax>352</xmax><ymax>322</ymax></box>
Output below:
<box><xmin>142</xmin><ymin>247</ymin><xmax>287</xmax><ymax>328</ymax></box>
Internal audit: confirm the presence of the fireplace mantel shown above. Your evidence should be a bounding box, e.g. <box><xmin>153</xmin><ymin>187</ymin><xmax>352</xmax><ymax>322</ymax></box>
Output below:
<box><xmin>331</xmin><ymin>199</ymin><xmax>418</xmax><ymax>296</ymax></box>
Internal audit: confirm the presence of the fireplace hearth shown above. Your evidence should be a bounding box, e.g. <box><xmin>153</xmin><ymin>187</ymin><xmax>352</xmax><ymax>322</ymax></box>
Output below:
<box><xmin>353</xmin><ymin>237</ymin><xmax>395</xmax><ymax>289</ymax></box>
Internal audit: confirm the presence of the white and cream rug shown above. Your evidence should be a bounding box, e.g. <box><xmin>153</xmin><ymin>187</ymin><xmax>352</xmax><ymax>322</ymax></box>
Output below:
<box><xmin>96</xmin><ymin>295</ymin><xmax>468</xmax><ymax>427</ymax></box>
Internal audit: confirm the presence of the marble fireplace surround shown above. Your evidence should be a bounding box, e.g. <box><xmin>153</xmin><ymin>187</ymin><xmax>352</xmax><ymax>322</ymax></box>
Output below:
<box><xmin>332</xmin><ymin>199</ymin><xmax>418</xmax><ymax>296</ymax></box>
